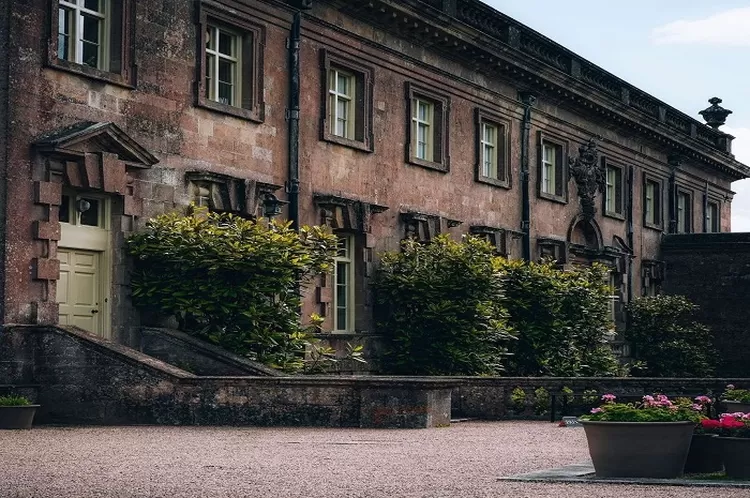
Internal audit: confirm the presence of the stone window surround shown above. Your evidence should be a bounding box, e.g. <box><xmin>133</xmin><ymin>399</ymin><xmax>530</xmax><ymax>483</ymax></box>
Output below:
<box><xmin>469</xmin><ymin>225</ymin><xmax>511</xmax><ymax>256</ymax></box>
<box><xmin>602</xmin><ymin>157</ymin><xmax>625</xmax><ymax>221</ymax></box>
<box><xmin>195</xmin><ymin>2</ymin><xmax>265</xmax><ymax>122</ymax></box>
<box><xmin>46</xmin><ymin>0</ymin><xmax>136</xmax><ymax>88</ymax></box>
<box><xmin>641</xmin><ymin>259</ymin><xmax>666</xmax><ymax>296</ymax></box>
<box><xmin>320</xmin><ymin>49</ymin><xmax>374</xmax><ymax>153</ymax></box>
<box><xmin>537</xmin><ymin>132</ymin><xmax>568</xmax><ymax>204</ymax></box>
<box><xmin>404</xmin><ymin>82</ymin><xmax>450</xmax><ymax>173</ymax></box>
<box><xmin>474</xmin><ymin>109</ymin><xmax>511</xmax><ymax>189</ymax></box>
<box><xmin>705</xmin><ymin>198</ymin><xmax>721</xmax><ymax>233</ymax></box>
<box><xmin>642</xmin><ymin>173</ymin><xmax>664</xmax><ymax>231</ymax></box>
<box><xmin>537</xmin><ymin>236</ymin><xmax>567</xmax><ymax>264</ymax></box>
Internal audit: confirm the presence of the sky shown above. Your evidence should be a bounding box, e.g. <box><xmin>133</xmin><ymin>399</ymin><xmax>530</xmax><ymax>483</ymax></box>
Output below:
<box><xmin>483</xmin><ymin>0</ymin><xmax>750</xmax><ymax>231</ymax></box>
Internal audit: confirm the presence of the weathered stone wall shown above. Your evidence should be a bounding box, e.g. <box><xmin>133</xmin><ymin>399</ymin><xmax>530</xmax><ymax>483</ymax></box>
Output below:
<box><xmin>662</xmin><ymin>233</ymin><xmax>750</xmax><ymax>377</ymax></box>
<box><xmin>1</xmin><ymin>325</ymin><xmax>454</xmax><ymax>428</ymax></box>
<box><xmin>139</xmin><ymin>327</ymin><xmax>283</xmax><ymax>377</ymax></box>
<box><xmin>450</xmin><ymin>376</ymin><xmax>750</xmax><ymax>420</ymax></box>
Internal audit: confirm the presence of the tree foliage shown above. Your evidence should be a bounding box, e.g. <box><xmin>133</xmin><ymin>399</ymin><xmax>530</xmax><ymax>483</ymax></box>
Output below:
<box><xmin>626</xmin><ymin>295</ymin><xmax>715</xmax><ymax>377</ymax></box>
<box><xmin>501</xmin><ymin>260</ymin><xmax>619</xmax><ymax>377</ymax></box>
<box><xmin>373</xmin><ymin>235</ymin><xmax>514</xmax><ymax>375</ymax></box>
<box><xmin>126</xmin><ymin>207</ymin><xmax>337</xmax><ymax>371</ymax></box>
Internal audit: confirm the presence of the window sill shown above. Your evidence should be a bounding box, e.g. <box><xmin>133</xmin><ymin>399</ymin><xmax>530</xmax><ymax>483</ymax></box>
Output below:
<box><xmin>322</xmin><ymin>134</ymin><xmax>373</xmax><ymax>153</ymax></box>
<box><xmin>643</xmin><ymin>222</ymin><xmax>663</xmax><ymax>232</ymax></box>
<box><xmin>196</xmin><ymin>99</ymin><xmax>264</xmax><ymax>123</ymax></box>
<box><xmin>538</xmin><ymin>192</ymin><xmax>568</xmax><ymax>205</ymax></box>
<box><xmin>477</xmin><ymin>176</ymin><xmax>511</xmax><ymax>189</ymax></box>
<box><xmin>407</xmin><ymin>157</ymin><xmax>449</xmax><ymax>173</ymax></box>
<box><xmin>47</xmin><ymin>59</ymin><xmax>134</xmax><ymax>89</ymax></box>
<box><xmin>604</xmin><ymin>211</ymin><xmax>626</xmax><ymax>221</ymax></box>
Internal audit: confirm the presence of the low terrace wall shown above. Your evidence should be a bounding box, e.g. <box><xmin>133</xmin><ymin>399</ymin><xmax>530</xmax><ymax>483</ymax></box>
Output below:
<box><xmin>0</xmin><ymin>325</ymin><xmax>453</xmax><ymax>428</ymax></box>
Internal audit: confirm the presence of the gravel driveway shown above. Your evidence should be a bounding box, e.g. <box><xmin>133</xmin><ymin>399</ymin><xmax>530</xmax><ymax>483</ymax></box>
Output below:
<box><xmin>2</xmin><ymin>421</ymin><xmax>746</xmax><ymax>498</ymax></box>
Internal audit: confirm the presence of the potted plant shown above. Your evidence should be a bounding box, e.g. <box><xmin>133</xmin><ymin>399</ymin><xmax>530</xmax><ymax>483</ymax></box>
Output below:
<box><xmin>0</xmin><ymin>395</ymin><xmax>40</xmax><ymax>430</ymax></box>
<box><xmin>714</xmin><ymin>413</ymin><xmax>750</xmax><ymax>479</ymax></box>
<box><xmin>685</xmin><ymin>400</ymin><xmax>723</xmax><ymax>474</ymax></box>
<box><xmin>720</xmin><ymin>385</ymin><xmax>750</xmax><ymax>413</ymax></box>
<box><xmin>579</xmin><ymin>394</ymin><xmax>703</xmax><ymax>478</ymax></box>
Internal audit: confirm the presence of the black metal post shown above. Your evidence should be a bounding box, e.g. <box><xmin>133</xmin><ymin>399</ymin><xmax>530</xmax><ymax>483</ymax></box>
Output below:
<box><xmin>519</xmin><ymin>92</ymin><xmax>536</xmax><ymax>262</ymax></box>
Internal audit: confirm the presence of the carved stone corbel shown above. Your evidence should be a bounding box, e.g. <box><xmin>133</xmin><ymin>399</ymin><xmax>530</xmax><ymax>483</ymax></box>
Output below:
<box><xmin>313</xmin><ymin>193</ymin><xmax>388</xmax><ymax>233</ymax></box>
<box><xmin>469</xmin><ymin>225</ymin><xmax>507</xmax><ymax>256</ymax></box>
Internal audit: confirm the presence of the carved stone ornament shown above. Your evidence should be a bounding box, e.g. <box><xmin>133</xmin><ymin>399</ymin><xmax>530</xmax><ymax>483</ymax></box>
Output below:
<box><xmin>568</xmin><ymin>138</ymin><xmax>604</xmax><ymax>220</ymax></box>
<box><xmin>699</xmin><ymin>97</ymin><xmax>732</xmax><ymax>129</ymax></box>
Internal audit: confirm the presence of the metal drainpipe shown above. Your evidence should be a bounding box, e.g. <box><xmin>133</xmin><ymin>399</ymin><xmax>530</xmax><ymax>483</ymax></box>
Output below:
<box><xmin>626</xmin><ymin>165</ymin><xmax>634</xmax><ymax>308</ymax></box>
<box><xmin>519</xmin><ymin>92</ymin><xmax>536</xmax><ymax>262</ymax></box>
<box><xmin>287</xmin><ymin>0</ymin><xmax>312</xmax><ymax>229</ymax></box>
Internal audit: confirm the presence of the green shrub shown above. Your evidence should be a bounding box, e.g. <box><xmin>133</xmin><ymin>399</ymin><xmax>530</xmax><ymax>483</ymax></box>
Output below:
<box><xmin>533</xmin><ymin>387</ymin><xmax>550</xmax><ymax>415</ymax></box>
<box><xmin>0</xmin><ymin>395</ymin><xmax>31</xmax><ymax>406</ymax></box>
<box><xmin>626</xmin><ymin>295</ymin><xmax>715</xmax><ymax>377</ymax></box>
<box><xmin>500</xmin><ymin>260</ymin><xmax>619</xmax><ymax>377</ymax></box>
<box><xmin>373</xmin><ymin>235</ymin><xmax>514</xmax><ymax>375</ymax></box>
<box><xmin>127</xmin><ymin>207</ymin><xmax>337</xmax><ymax>372</ymax></box>
<box><xmin>510</xmin><ymin>387</ymin><xmax>527</xmax><ymax>411</ymax></box>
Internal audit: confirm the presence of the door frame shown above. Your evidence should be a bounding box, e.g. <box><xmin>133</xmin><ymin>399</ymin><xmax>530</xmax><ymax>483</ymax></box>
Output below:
<box><xmin>58</xmin><ymin>190</ymin><xmax>113</xmax><ymax>339</ymax></box>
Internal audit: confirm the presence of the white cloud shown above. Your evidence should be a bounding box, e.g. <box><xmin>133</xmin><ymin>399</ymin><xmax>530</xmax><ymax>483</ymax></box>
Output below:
<box><xmin>652</xmin><ymin>8</ymin><xmax>750</xmax><ymax>46</ymax></box>
<box><xmin>727</xmin><ymin>126</ymin><xmax>750</xmax><ymax>231</ymax></box>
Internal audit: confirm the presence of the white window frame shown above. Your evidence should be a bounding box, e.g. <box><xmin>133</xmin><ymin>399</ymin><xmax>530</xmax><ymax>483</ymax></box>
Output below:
<box><xmin>645</xmin><ymin>181</ymin><xmax>656</xmax><ymax>225</ymax></box>
<box><xmin>58</xmin><ymin>0</ymin><xmax>110</xmax><ymax>70</ymax></box>
<box><xmin>328</xmin><ymin>68</ymin><xmax>355</xmax><ymax>140</ymax></box>
<box><xmin>481</xmin><ymin>122</ymin><xmax>498</xmax><ymax>179</ymax></box>
<box><xmin>606</xmin><ymin>167</ymin><xmax>616</xmax><ymax>214</ymax></box>
<box><xmin>541</xmin><ymin>143</ymin><xmax>556</xmax><ymax>195</ymax></box>
<box><xmin>677</xmin><ymin>191</ymin><xmax>690</xmax><ymax>233</ymax></box>
<box><xmin>205</xmin><ymin>24</ymin><xmax>241</xmax><ymax>107</ymax></box>
<box><xmin>333</xmin><ymin>236</ymin><xmax>355</xmax><ymax>333</ymax></box>
<box><xmin>412</xmin><ymin>98</ymin><xmax>434</xmax><ymax>162</ymax></box>
<box><xmin>706</xmin><ymin>202</ymin><xmax>719</xmax><ymax>233</ymax></box>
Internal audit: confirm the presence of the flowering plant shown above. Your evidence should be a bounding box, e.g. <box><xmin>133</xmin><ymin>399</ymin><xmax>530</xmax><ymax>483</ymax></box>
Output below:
<box><xmin>700</xmin><ymin>414</ymin><xmax>750</xmax><ymax>438</ymax></box>
<box><xmin>580</xmin><ymin>394</ymin><xmax>705</xmax><ymax>423</ymax></box>
<box><xmin>721</xmin><ymin>384</ymin><xmax>750</xmax><ymax>403</ymax></box>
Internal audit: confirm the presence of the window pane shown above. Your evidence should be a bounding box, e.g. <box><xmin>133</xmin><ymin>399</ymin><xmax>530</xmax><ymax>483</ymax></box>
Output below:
<box><xmin>58</xmin><ymin>8</ymin><xmax>72</xmax><ymax>61</ymax></box>
<box><xmin>338</xmin><ymin>73</ymin><xmax>349</xmax><ymax>96</ymax></box>
<box><xmin>417</xmin><ymin>123</ymin><xmax>428</xmax><ymax>159</ymax></box>
<box><xmin>218</xmin><ymin>59</ymin><xmax>234</xmax><ymax>105</ymax></box>
<box><xmin>418</xmin><ymin>101</ymin><xmax>429</xmax><ymax>122</ymax></box>
<box><xmin>84</xmin><ymin>0</ymin><xmax>102</xmax><ymax>12</ymax></box>
<box><xmin>206</xmin><ymin>27</ymin><xmax>216</xmax><ymax>50</ymax></box>
<box><xmin>218</xmin><ymin>31</ymin><xmax>234</xmax><ymax>57</ymax></box>
<box><xmin>79</xmin><ymin>198</ymin><xmax>100</xmax><ymax>227</ymax></box>
<box><xmin>329</xmin><ymin>69</ymin><xmax>337</xmax><ymax>92</ymax></box>
<box><xmin>59</xmin><ymin>195</ymin><xmax>71</xmax><ymax>224</ymax></box>
<box><xmin>81</xmin><ymin>14</ymin><xmax>101</xmax><ymax>68</ymax></box>
<box><xmin>205</xmin><ymin>54</ymin><xmax>214</xmax><ymax>99</ymax></box>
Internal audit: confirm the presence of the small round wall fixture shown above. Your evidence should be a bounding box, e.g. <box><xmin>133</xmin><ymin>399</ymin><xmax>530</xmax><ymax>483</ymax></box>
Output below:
<box><xmin>261</xmin><ymin>193</ymin><xmax>289</xmax><ymax>220</ymax></box>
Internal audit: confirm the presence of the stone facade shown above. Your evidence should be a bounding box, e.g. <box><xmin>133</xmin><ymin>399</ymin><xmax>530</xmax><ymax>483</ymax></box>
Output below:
<box><xmin>0</xmin><ymin>0</ymin><xmax>747</xmax><ymax>351</ymax></box>
<box><xmin>662</xmin><ymin>233</ymin><xmax>750</xmax><ymax>377</ymax></box>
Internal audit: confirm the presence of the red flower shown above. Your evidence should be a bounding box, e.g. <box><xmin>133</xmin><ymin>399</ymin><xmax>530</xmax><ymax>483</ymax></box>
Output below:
<box><xmin>719</xmin><ymin>417</ymin><xmax>746</xmax><ymax>429</ymax></box>
<box><xmin>701</xmin><ymin>419</ymin><xmax>722</xmax><ymax>429</ymax></box>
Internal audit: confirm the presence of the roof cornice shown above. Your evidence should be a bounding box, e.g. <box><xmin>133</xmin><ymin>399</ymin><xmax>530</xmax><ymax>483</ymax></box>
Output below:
<box><xmin>323</xmin><ymin>0</ymin><xmax>749</xmax><ymax>180</ymax></box>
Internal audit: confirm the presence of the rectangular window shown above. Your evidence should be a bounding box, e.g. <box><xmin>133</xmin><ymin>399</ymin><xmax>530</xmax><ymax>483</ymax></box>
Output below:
<box><xmin>197</xmin><ymin>5</ymin><xmax>265</xmax><ymax>122</ymax></box>
<box><xmin>644</xmin><ymin>178</ymin><xmax>662</xmax><ymax>228</ymax></box>
<box><xmin>677</xmin><ymin>191</ymin><xmax>691</xmax><ymax>233</ymax></box>
<box><xmin>406</xmin><ymin>83</ymin><xmax>449</xmax><ymax>171</ymax></box>
<box><xmin>538</xmin><ymin>134</ymin><xmax>565</xmax><ymax>201</ymax></box>
<box><xmin>320</xmin><ymin>50</ymin><xmax>373</xmax><ymax>152</ymax></box>
<box><xmin>50</xmin><ymin>0</ymin><xmax>134</xmax><ymax>86</ymax></box>
<box><xmin>475</xmin><ymin>110</ymin><xmax>509</xmax><ymax>187</ymax></box>
<box><xmin>706</xmin><ymin>202</ymin><xmax>720</xmax><ymax>233</ymax></box>
<box><xmin>333</xmin><ymin>236</ymin><xmax>354</xmax><ymax>333</ymax></box>
<box><xmin>57</xmin><ymin>0</ymin><xmax>107</xmax><ymax>70</ymax></box>
<box><xmin>604</xmin><ymin>163</ymin><xmax>624</xmax><ymax>217</ymax></box>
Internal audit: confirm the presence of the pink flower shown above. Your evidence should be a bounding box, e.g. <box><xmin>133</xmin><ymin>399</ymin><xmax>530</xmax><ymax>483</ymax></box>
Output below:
<box><xmin>601</xmin><ymin>394</ymin><xmax>616</xmax><ymax>403</ymax></box>
<box><xmin>643</xmin><ymin>395</ymin><xmax>655</xmax><ymax>403</ymax></box>
<box><xmin>691</xmin><ymin>404</ymin><xmax>704</xmax><ymax>411</ymax></box>
<box><xmin>727</xmin><ymin>384</ymin><xmax>736</xmax><ymax>390</ymax></box>
<box><xmin>695</xmin><ymin>396</ymin><xmax>712</xmax><ymax>405</ymax></box>
<box><xmin>590</xmin><ymin>408</ymin><xmax>603</xmax><ymax>414</ymax></box>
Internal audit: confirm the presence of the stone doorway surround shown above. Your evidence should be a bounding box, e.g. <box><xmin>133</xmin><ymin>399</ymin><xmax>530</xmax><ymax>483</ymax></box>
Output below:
<box><xmin>30</xmin><ymin>121</ymin><xmax>158</xmax><ymax>334</ymax></box>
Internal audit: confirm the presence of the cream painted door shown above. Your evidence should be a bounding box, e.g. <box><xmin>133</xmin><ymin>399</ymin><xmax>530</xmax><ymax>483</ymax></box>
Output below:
<box><xmin>58</xmin><ymin>249</ymin><xmax>102</xmax><ymax>334</ymax></box>
<box><xmin>57</xmin><ymin>193</ymin><xmax>111</xmax><ymax>338</ymax></box>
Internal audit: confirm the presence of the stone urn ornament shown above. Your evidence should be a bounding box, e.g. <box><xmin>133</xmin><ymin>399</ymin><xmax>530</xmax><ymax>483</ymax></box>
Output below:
<box><xmin>699</xmin><ymin>97</ymin><xmax>732</xmax><ymax>129</ymax></box>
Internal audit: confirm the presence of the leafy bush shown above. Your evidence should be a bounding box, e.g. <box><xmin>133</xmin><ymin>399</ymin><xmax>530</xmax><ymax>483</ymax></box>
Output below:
<box><xmin>373</xmin><ymin>235</ymin><xmax>514</xmax><ymax>375</ymax></box>
<box><xmin>500</xmin><ymin>260</ymin><xmax>619</xmax><ymax>377</ymax></box>
<box><xmin>127</xmin><ymin>207</ymin><xmax>337</xmax><ymax>371</ymax></box>
<box><xmin>626</xmin><ymin>295</ymin><xmax>716</xmax><ymax>377</ymax></box>
<box><xmin>0</xmin><ymin>395</ymin><xmax>31</xmax><ymax>406</ymax></box>
<box><xmin>722</xmin><ymin>384</ymin><xmax>750</xmax><ymax>403</ymax></box>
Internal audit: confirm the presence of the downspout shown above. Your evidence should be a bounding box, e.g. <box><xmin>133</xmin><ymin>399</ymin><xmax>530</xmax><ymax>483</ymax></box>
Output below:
<box><xmin>0</xmin><ymin>0</ymin><xmax>10</xmax><ymax>323</ymax></box>
<box><xmin>519</xmin><ymin>92</ymin><xmax>536</xmax><ymax>262</ymax></box>
<box><xmin>702</xmin><ymin>181</ymin><xmax>709</xmax><ymax>233</ymax></box>
<box><xmin>287</xmin><ymin>11</ymin><xmax>303</xmax><ymax>230</ymax></box>
<box><xmin>626</xmin><ymin>165</ymin><xmax>634</xmax><ymax>308</ymax></box>
<box><xmin>667</xmin><ymin>155</ymin><xmax>679</xmax><ymax>234</ymax></box>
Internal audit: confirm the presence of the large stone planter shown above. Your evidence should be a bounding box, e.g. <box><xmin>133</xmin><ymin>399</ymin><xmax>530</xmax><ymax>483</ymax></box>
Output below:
<box><xmin>684</xmin><ymin>434</ymin><xmax>723</xmax><ymax>474</ymax></box>
<box><xmin>0</xmin><ymin>405</ymin><xmax>40</xmax><ymax>429</ymax></box>
<box><xmin>718</xmin><ymin>437</ymin><xmax>750</xmax><ymax>479</ymax></box>
<box><xmin>723</xmin><ymin>401</ymin><xmax>750</xmax><ymax>413</ymax></box>
<box><xmin>580</xmin><ymin>420</ymin><xmax>695</xmax><ymax>478</ymax></box>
